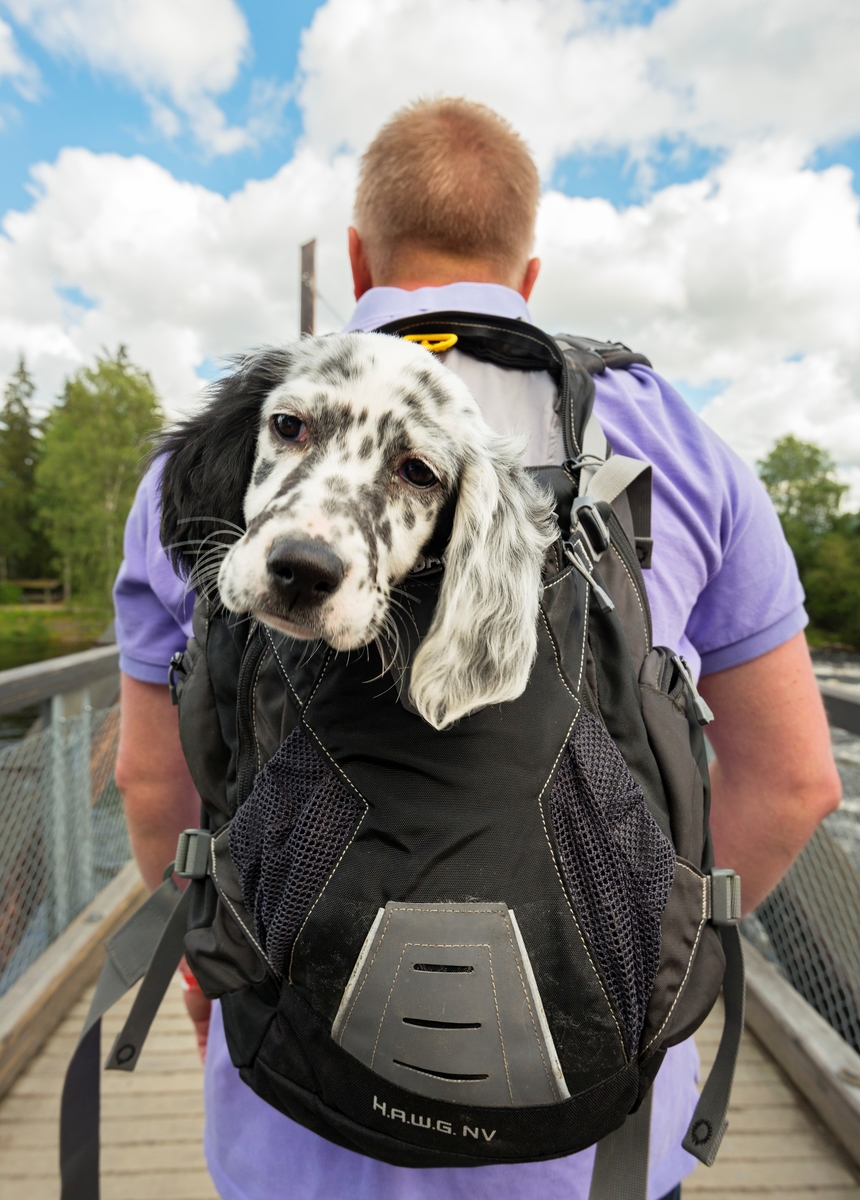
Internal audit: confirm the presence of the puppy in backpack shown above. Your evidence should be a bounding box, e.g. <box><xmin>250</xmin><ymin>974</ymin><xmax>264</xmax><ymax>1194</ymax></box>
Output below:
<box><xmin>160</xmin><ymin>331</ymin><xmax>557</xmax><ymax>730</ymax></box>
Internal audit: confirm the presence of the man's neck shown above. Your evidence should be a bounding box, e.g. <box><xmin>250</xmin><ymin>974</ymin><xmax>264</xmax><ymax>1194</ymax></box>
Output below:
<box><xmin>376</xmin><ymin>264</ymin><xmax>517</xmax><ymax>293</ymax></box>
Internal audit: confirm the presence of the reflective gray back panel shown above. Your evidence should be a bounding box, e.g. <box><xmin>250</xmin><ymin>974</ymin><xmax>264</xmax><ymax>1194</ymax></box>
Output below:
<box><xmin>333</xmin><ymin>902</ymin><xmax>568</xmax><ymax>1107</ymax></box>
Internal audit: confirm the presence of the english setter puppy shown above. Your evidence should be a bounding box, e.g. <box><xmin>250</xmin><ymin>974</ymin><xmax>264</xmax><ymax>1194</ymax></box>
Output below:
<box><xmin>160</xmin><ymin>333</ymin><xmax>556</xmax><ymax>730</ymax></box>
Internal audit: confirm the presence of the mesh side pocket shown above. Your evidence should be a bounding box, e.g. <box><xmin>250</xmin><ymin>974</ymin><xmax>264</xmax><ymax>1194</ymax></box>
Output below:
<box><xmin>229</xmin><ymin>727</ymin><xmax>365</xmax><ymax>973</ymax></box>
<box><xmin>549</xmin><ymin>708</ymin><xmax>675</xmax><ymax>1056</ymax></box>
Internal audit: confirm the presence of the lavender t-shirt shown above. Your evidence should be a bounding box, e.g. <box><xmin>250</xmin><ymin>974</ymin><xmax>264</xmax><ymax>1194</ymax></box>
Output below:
<box><xmin>114</xmin><ymin>284</ymin><xmax>805</xmax><ymax>1200</ymax></box>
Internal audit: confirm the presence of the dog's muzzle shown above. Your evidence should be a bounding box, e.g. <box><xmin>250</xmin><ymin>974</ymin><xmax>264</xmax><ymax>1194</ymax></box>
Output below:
<box><xmin>266</xmin><ymin>537</ymin><xmax>345</xmax><ymax>610</ymax></box>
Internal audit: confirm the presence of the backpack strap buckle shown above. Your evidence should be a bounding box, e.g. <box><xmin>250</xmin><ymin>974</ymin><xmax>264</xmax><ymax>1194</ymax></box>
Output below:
<box><xmin>709</xmin><ymin>869</ymin><xmax>742</xmax><ymax>925</ymax></box>
<box><xmin>570</xmin><ymin>496</ymin><xmax>612</xmax><ymax>560</ymax></box>
<box><xmin>175</xmin><ymin>829</ymin><xmax>213</xmax><ymax>879</ymax></box>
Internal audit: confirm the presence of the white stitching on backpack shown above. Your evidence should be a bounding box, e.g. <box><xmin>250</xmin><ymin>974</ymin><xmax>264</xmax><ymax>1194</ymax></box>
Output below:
<box><xmin>607</xmin><ymin>541</ymin><xmax>651</xmax><ymax>652</ymax></box>
<box><xmin>210</xmin><ymin>833</ymin><xmax>275</xmax><ymax>975</ymax></box>
<box><xmin>286</xmin><ymin>720</ymin><xmax>369</xmax><ymax>985</ymax></box>
<box><xmin>643</xmin><ymin>864</ymin><xmax>708</xmax><ymax>1052</ymax></box>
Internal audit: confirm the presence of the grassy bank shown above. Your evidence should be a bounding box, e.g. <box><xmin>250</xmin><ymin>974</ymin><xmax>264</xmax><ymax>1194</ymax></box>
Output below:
<box><xmin>0</xmin><ymin>605</ymin><xmax>111</xmax><ymax>671</ymax></box>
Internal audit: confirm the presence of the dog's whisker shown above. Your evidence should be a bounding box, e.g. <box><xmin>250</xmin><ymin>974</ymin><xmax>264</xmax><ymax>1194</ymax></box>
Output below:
<box><xmin>177</xmin><ymin>515</ymin><xmax>246</xmax><ymax>534</ymax></box>
<box><xmin>168</xmin><ymin>535</ymin><xmax>234</xmax><ymax>550</ymax></box>
<box><xmin>390</xmin><ymin>584</ymin><xmax>422</xmax><ymax>604</ymax></box>
<box><xmin>384</xmin><ymin>596</ymin><xmax>421</xmax><ymax>642</ymax></box>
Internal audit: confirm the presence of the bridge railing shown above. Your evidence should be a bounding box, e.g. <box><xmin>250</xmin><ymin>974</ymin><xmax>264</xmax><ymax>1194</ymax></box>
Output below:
<box><xmin>0</xmin><ymin>647</ymin><xmax>128</xmax><ymax>997</ymax></box>
<box><xmin>742</xmin><ymin>686</ymin><xmax>860</xmax><ymax>1057</ymax></box>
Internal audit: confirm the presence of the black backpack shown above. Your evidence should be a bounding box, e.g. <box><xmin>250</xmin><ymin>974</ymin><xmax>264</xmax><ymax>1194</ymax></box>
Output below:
<box><xmin>60</xmin><ymin>315</ymin><xmax>744</xmax><ymax>1199</ymax></box>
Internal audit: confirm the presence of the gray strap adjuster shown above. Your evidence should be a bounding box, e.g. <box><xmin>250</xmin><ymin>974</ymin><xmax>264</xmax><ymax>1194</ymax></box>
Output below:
<box><xmin>710</xmin><ymin>869</ymin><xmax>742</xmax><ymax>925</ymax></box>
<box><xmin>175</xmin><ymin>829</ymin><xmax>212</xmax><ymax>879</ymax></box>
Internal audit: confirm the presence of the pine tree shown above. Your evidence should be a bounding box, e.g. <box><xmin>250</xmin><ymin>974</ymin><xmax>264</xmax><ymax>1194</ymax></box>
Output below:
<box><xmin>0</xmin><ymin>356</ymin><xmax>47</xmax><ymax>581</ymax></box>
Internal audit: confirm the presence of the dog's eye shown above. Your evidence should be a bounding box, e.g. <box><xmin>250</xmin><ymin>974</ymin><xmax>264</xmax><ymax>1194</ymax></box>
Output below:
<box><xmin>399</xmin><ymin>459</ymin><xmax>438</xmax><ymax>489</ymax></box>
<box><xmin>272</xmin><ymin>414</ymin><xmax>307</xmax><ymax>443</ymax></box>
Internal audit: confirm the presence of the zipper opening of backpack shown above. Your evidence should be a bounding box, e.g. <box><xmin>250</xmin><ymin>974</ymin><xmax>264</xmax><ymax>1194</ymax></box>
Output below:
<box><xmin>235</xmin><ymin>622</ymin><xmax>268</xmax><ymax>810</ymax></box>
<box><xmin>605</xmin><ymin>509</ymin><xmax>653</xmax><ymax>652</ymax></box>
<box><xmin>559</xmin><ymin>362</ymin><xmax>577</xmax><ymax>460</ymax></box>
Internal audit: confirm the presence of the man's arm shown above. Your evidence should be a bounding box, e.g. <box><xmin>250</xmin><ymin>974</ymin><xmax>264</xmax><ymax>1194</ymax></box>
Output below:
<box><xmin>114</xmin><ymin>673</ymin><xmax>211</xmax><ymax>1057</ymax></box>
<box><xmin>115</xmin><ymin>673</ymin><xmax>199</xmax><ymax>889</ymax></box>
<box><xmin>698</xmin><ymin>630</ymin><xmax>842</xmax><ymax>913</ymax></box>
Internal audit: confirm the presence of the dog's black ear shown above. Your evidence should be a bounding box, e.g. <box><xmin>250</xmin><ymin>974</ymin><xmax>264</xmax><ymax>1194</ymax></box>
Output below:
<box><xmin>159</xmin><ymin>348</ymin><xmax>293</xmax><ymax>578</ymax></box>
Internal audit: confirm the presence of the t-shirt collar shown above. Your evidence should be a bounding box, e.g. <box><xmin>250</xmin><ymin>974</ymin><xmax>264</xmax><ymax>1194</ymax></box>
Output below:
<box><xmin>343</xmin><ymin>282</ymin><xmax>531</xmax><ymax>332</ymax></box>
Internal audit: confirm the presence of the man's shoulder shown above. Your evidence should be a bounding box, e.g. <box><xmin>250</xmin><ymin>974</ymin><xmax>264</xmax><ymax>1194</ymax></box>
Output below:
<box><xmin>592</xmin><ymin>359</ymin><xmax>750</xmax><ymax>498</ymax></box>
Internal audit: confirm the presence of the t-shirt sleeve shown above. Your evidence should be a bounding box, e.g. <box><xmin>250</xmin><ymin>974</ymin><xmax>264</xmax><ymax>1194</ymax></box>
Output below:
<box><xmin>685</xmin><ymin>456</ymin><xmax>808</xmax><ymax>675</ymax></box>
<box><xmin>594</xmin><ymin>366</ymin><xmax>807</xmax><ymax>679</ymax></box>
<box><xmin>113</xmin><ymin>459</ymin><xmax>195</xmax><ymax>684</ymax></box>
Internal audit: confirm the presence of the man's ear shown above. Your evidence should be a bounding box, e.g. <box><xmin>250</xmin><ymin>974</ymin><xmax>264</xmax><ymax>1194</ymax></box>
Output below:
<box><xmin>517</xmin><ymin>257</ymin><xmax>540</xmax><ymax>301</ymax></box>
<box><xmin>349</xmin><ymin>227</ymin><xmax>374</xmax><ymax>300</ymax></box>
<box><xmin>159</xmin><ymin>349</ymin><xmax>293</xmax><ymax>579</ymax></box>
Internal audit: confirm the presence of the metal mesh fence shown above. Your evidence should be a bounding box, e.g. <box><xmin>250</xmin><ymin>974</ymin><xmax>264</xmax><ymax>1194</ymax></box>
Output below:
<box><xmin>741</xmin><ymin>727</ymin><xmax>860</xmax><ymax>1053</ymax></box>
<box><xmin>0</xmin><ymin>704</ymin><xmax>130</xmax><ymax>998</ymax></box>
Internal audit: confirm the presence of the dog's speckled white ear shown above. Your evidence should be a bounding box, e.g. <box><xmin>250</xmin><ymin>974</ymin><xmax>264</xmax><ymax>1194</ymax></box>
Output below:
<box><xmin>408</xmin><ymin>433</ymin><xmax>557</xmax><ymax>730</ymax></box>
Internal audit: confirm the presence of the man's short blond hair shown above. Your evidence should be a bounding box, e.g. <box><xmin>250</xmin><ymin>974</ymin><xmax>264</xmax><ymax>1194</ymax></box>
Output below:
<box><xmin>354</xmin><ymin>98</ymin><xmax>540</xmax><ymax>280</ymax></box>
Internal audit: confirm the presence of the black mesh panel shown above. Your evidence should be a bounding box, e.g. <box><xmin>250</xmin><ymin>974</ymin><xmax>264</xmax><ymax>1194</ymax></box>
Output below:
<box><xmin>229</xmin><ymin>727</ymin><xmax>365</xmax><ymax>973</ymax></box>
<box><xmin>549</xmin><ymin>708</ymin><xmax>675</xmax><ymax>1055</ymax></box>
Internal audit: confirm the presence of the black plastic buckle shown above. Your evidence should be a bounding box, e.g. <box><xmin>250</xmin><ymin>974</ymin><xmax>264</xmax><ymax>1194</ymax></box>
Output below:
<box><xmin>168</xmin><ymin>651</ymin><xmax>186</xmax><ymax>707</ymax></box>
<box><xmin>635</xmin><ymin>536</ymin><xmax>654</xmax><ymax>570</ymax></box>
<box><xmin>570</xmin><ymin>497</ymin><xmax>611</xmax><ymax>559</ymax></box>
<box><xmin>175</xmin><ymin>829</ymin><xmax>212</xmax><ymax>880</ymax></box>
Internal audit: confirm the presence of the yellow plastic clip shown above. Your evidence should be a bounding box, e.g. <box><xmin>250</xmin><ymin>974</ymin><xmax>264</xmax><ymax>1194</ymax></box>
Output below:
<box><xmin>402</xmin><ymin>332</ymin><xmax>459</xmax><ymax>353</ymax></box>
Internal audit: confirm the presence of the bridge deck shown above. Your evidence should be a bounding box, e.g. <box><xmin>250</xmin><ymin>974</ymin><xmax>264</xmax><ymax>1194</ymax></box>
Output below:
<box><xmin>0</xmin><ymin>980</ymin><xmax>857</xmax><ymax>1199</ymax></box>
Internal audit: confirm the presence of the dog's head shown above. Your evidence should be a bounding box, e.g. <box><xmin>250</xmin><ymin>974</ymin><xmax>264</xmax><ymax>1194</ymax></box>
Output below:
<box><xmin>160</xmin><ymin>333</ymin><xmax>556</xmax><ymax>729</ymax></box>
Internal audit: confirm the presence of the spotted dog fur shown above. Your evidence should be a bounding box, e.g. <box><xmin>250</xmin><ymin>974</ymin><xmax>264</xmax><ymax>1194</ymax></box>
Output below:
<box><xmin>160</xmin><ymin>333</ymin><xmax>556</xmax><ymax>730</ymax></box>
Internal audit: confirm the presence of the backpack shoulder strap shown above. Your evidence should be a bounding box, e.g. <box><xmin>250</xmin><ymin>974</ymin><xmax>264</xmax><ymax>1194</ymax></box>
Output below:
<box><xmin>60</xmin><ymin>869</ymin><xmax>189</xmax><ymax>1199</ymax></box>
<box><xmin>555</xmin><ymin>334</ymin><xmax>653</xmax><ymax>568</ymax></box>
<box><xmin>554</xmin><ymin>333</ymin><xmax>652</xmax><ymax>374</ymax></box>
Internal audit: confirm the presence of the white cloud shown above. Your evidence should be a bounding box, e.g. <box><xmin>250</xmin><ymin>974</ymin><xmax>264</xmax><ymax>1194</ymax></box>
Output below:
<box><xmin>0</xmin><ymin>147</ymin><xmax>357</xmax><ymax>412</ymax></box>
<box><xmin>700</xmin><ymin>355</ymin><xmax>860</xmax><ymax>475</ymax></box>
<box><xmin>0</xmin><ymin>0</ymin><xmax>255</xmax><ymax>153</ymax></box>
<box><xmin>532</xmin><ymin>142</ymin><xmax>860</xmax><ymax>378</ymax></box>
<box><xmin>530</xmin><ymin>140</ymin><xmax>860</xmax><ymax>497</ymax></box>
<box><xmin>297</xmin><ymin>0</ymin><xmax>860</xmax><ymax>171</ymax></box>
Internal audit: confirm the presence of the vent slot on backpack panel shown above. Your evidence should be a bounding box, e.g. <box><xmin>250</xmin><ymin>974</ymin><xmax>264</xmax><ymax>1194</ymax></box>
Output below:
<box><xmin>332</xmin><ymin>902</ymin><xmax>569</xmax><ymax>1107</ymax></box>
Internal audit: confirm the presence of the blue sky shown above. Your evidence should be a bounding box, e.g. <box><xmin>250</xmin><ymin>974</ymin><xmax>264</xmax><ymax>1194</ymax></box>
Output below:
<box><xmin>1</xmin><ymin>0</ymin><xmax>859</xmax><ymax>489</ymax></box>
<box><xmin>0</xmin><ymin>2</ymin><xmax>318</xmax><ymax>214</ymax></box>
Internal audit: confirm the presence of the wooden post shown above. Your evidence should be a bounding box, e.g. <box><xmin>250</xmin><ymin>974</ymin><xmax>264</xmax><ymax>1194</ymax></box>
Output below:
<box><xmin>300</xmin><ymin>239</ymin><xmax>316</xmax><ymax>336</ymax></box>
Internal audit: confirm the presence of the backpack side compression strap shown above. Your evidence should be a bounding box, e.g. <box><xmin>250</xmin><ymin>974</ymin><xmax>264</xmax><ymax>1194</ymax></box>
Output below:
<box><xmin>682</xmin><ymin>924</ymin><xmax>745</xmax><ymax>1166</ymax></box>
<box><xmin>60</xmin><ymin>873</ymin><xmax>188</xmax><ymax>1200</ymax></box>
<box><xmin>588</xmin><ymin>1088</ymin><xmax>652</xmax><ymax>1200</ymax></box>
<box><xmin>587</xmin><ymin>927</ymin><xmax>744</xmax><ymax>1197</ymax></box>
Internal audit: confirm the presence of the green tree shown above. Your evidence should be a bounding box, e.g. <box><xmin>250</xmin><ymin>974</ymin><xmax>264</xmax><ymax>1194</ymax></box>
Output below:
<box><xmin>758</xmin><ymin>435</ymin><xmax>847</xmax><ymax>574</ymax></box>
<box><xmin>35</xmin><ymin>348</ymin><xmax>162</xmax><ymax>602</ymax></box>
<box><xmin>0</xmin><ymin>356</ymin><xmax>49</xmax><ymax>580</ymax></box>
<box><xmin>804</xmin><ymin>529</ymin><xmax>860</xmax><ymax>648</ymax></box>
<box><xmin>758</xmin><ymin>435</ymin><xmax>860</xmax><ymax>647</ymax></box>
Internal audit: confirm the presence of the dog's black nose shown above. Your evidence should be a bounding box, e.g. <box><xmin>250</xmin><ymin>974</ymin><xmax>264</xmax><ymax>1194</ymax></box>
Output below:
<box><xmin>266</xmin><ymin>538</ymin><xmax>344</xmax><ymax>604</ymax></box>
